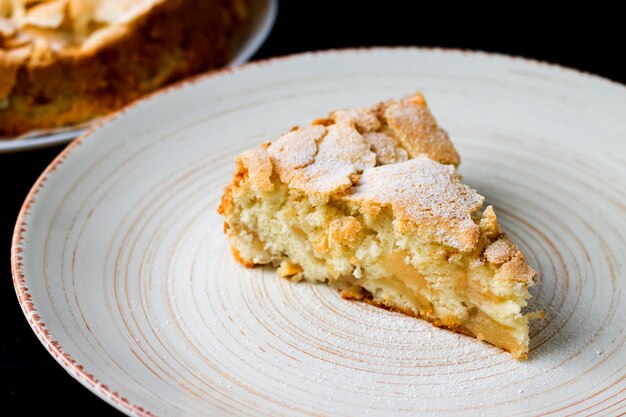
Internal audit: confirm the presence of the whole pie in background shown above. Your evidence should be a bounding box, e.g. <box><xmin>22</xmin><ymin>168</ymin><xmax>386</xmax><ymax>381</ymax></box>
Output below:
<box><xmin>0</xmin><ymin>0</ymin><xmax>250</xmax><ymax>138</ymax></box>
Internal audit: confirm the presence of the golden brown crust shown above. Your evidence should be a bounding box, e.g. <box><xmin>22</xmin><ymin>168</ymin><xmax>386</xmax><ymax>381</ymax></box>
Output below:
<box><xmin>479</xmin><ymin>205</ymin><xmax>500</xmax><ymax>239</ymax></box>
<box><xmin>0</xmin><ymin>47</ymin><xmax>29</xmax><ymax>98</ymax></box>
<box><xmin>217</xmin><ymin>151</ymin><xmax>248</xmax><ymax>217</ymax></box>
<box><xmin>230</xmin><ymin>244</ymin><xmax>255</xmax><ymax>268</ymax></box>
<box><xmin>484</xmin><ymin>236</ymin><xmax>518</xmax><ymax>265</ymax></box>
<box><xmin>497</xmin><ymin>253</ymin><xmax>536</xmax><ymax>284</ymax></box>
<box><xmin>0</xmin><ymin>0</ymin><xmax>250</xmax><ymax>137</ymax></box>
<box><xmin>383</xmin><ymin>93</ymin><xmax>460</xmax><ymax>166</ymax></box>
<box><xmin>238</xmin><ymin>147</ymin><xmax>274</xmax><ymax>193</ymax></box>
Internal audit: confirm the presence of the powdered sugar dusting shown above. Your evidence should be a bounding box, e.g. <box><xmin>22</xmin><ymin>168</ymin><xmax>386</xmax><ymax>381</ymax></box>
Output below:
<box><xmin>484</xmin><ymin>236</ymin><xmax>518</xmax><ymax>265</ymax></box>
<box><xmin>316</xmin><ymin>123</ymin><xmax>376</xmax><ymax>172</ymax></box>
<box><xmin>267</xmin><ymin>125</ymin><xmax>324</xmax><ymax>184</ymax></box>
<box><xmin>384</xmin><ymin>95</ymin><xmax>460</xmax><ymax>165</ymax></box>
<box><xmin>262</xmin><ymin>92</ymin><xmax>463</xmax><ymax>197</ymax></box>
<box><xmin>362</xmin><ymin>131</ymin><xmax>408</xmax><ymax>165</ymax></box>
<box><xmin>274</xmin><ymin>123</ymin><xmax>377</xmax><ymax>195</ymax></box>
<box><xmin>347</xmin><ymin>156</ymin><xmax>484</xmax><ymax>251</ymax></box>
<box><xmin>330</xmin><ymin>108</ymin><xmax>381</xmax><ymax>132</ymax></box>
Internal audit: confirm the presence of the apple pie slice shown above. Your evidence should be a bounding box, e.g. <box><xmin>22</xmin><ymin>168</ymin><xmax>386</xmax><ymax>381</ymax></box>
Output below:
<box><xmin>218</xmin><ymin>93</ymin><xmax>538</xmax><ymax>358</ymax></box>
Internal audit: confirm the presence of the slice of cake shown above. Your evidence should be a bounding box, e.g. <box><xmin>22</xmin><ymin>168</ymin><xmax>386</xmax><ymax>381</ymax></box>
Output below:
<box><xmin>218</xmin><ymin>93</ymin><xmax>538</xmax><ymax>358</ymax></box>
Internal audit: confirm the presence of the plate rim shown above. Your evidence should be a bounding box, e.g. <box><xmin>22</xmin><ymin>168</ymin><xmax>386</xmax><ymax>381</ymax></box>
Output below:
<box><xmin>0</xmin><ymin>0</ymin><xmax>278</xmax><ymax>154</ymax></box>
<box><xmin>11</xmin><ymin>46</ymin><xmax>626</xmax><ymax>417</ymax></box>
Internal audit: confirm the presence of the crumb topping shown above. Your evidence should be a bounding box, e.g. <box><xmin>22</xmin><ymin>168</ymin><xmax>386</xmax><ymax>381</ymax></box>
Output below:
<box><xmin>484</xmin><ymin>236</ymin><xmax>518</xmax><ymax>265</ymax></box>
<box><xmin>347</xmin><ymin>156</ymin><xmax>484</xmax><ymax>251</ymax></box>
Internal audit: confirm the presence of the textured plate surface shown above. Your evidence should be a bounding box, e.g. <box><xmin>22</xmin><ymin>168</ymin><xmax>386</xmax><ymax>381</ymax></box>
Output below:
<box><xmin>0</xmin><ymin>0</ymin><xmax>277</xmax><ymax>153</ymax></box>
<box><xmin>12</xmin><ymin>49</ymin><xmax>626</xmax><ymax>416</ymax></box>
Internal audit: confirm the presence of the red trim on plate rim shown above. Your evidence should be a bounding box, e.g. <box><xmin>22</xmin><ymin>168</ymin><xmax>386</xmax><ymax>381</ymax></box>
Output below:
<box><xmin>10</xmin><ymin>47</ymin><xmax>626</xmax><ymax>417</ymax></box>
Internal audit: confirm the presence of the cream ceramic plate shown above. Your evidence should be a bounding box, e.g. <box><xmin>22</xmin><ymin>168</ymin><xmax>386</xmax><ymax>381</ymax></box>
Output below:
<box><xmin>0</xmin><ymin>0</ymin><xmax>277</xmax><ymax>153</ymax></box>
<box><xmin>12</xmin><ymin>49</ymin><xmax>626</xmax><ymax>416</ymax></box>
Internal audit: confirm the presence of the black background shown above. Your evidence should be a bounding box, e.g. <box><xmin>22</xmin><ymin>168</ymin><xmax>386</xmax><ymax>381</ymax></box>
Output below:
<box><xmin>1</xmin><ymin>2</ymin><xmax>623</xmax><ymax>416</ymax></box>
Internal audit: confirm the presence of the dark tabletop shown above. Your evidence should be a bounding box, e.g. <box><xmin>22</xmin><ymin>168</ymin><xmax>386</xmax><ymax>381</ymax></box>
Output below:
<box><xmin>2</xmin><ymin>2</ymin><xmax>623</xmax><ymax>416</ymax></box>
